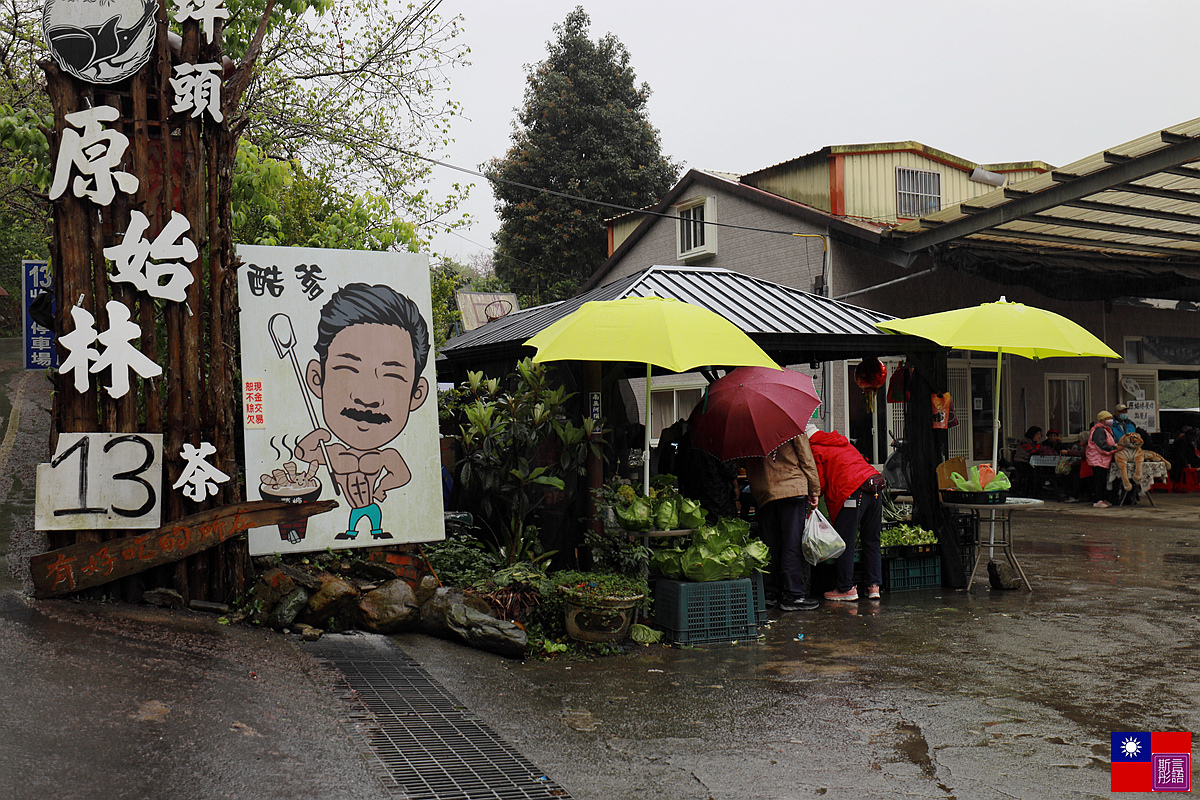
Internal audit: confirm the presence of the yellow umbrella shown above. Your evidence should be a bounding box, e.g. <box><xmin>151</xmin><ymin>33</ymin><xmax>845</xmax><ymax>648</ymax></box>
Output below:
<box><xmin>876</xmin><ymin>297</ymin><xmax>1120</xmax><ymax>467</ymax></box>
<box><xmin>524</xmin><ymin>296</ymin><xmax>779</xmax><ymax>493</ymax></box>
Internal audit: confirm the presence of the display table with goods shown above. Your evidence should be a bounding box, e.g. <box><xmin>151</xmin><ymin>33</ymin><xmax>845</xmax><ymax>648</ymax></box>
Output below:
<box><xmin>938</xmin><ymin>465</ymin><xmax>1037</xmax><ymax>592</ymax></box>
<box><xmin>940</xmin><ymin>496</ymin><xmax>1041</xmax><ymax>592</ymax></box>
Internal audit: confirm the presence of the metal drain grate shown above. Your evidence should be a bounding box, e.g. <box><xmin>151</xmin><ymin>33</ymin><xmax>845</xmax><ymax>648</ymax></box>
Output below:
<box><xmin>307</xmin><ymin>634</ymin><xmax>571</xmax><ymax>800</ymax></box>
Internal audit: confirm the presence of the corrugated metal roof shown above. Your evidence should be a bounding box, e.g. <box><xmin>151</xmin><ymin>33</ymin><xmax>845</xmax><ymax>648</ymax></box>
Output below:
<box><xmin>887</xmin><ymin>118</ymin><xmax>1200</xmax><ymax>262</ymax></box>
<box><xmin>440</xmin><ymin>265</ymin><xmax>895</xmax><ymax>364</ymax></box>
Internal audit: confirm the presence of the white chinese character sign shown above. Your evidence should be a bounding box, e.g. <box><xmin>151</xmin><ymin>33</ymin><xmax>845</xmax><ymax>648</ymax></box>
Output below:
<box><xmin>237</xmin><ymin>246</ymin><xmax>443</xmax><ymax>556</ymax></box>
<box><xmin>49</xmin><ymin>106</ymin><xmax>139</xmax><ymax>206</ymax></box>
<box><xmin>43</xmin><ymin>0</ymin><xmax>158</xmax><ymax>85</ymax></box>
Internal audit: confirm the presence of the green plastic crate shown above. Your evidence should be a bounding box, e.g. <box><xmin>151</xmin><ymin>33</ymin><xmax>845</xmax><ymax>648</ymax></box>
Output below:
<box><xmin>749</xmin><ymin>571</ymin><xmax>767</xmax><ymax>625</ymax></box>
<box><xmin>654</xmin><ymin>578</ymin><xmax>757</xmax><ymax>644</ymax></box>
<box><xmin>885</xmin><ymin>554</ymin><xmax>941</xmax><ymax>592</ymax></box>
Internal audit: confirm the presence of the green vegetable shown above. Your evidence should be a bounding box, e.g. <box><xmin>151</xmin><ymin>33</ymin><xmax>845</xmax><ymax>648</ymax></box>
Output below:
<box><xmin>614</xmin><ymin>496</ymin><xmax>653</xmax><ymax>531</ymax></box>
<box><xmin>654</xmin><ymin>495</ymin><xmax>679</xmax><ymax>531</ymax></box>
<box><xmin>678</xmin><ymin>497</ymin><xmax>706</xmax><ymax>529</ymax></box>
<box><xmin>879</xmin><ymin>524</ymin><xmax>937</xmax><ymax>547</ymax></box>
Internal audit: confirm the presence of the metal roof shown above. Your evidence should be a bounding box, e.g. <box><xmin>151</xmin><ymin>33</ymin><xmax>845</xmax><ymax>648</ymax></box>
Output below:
<box><xmin>885</xmin><ymin>119</ymin><xmax>1200</xmax><ymax>276</ymax></box>
<box><xmin>438</xmin><ymin>265</ymin><xmax>923</xmax><ymax>378</ymax></box>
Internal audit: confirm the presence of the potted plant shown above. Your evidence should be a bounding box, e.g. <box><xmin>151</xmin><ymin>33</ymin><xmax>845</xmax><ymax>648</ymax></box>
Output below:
<box><xmin>456</xmin><ymin>359</ymin><xmax>601</xmax><ymax>565</ymax></box>
<box><xmin>553</xmin><ymin>570</ymin><xmax>648</xmax><ymax>644</ymax></box>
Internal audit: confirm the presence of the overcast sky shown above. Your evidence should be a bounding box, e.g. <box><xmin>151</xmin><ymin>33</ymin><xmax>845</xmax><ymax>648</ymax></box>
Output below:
<box><xmin>425</xmin><ymin>0</ymin><xmax>1200</xmax><ymax>263</ymax></box>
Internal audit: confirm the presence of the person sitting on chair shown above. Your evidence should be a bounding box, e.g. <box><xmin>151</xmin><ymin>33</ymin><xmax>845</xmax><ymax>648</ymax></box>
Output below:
<box><xmin>1012</xmin><ymin>426</ymin><xmax>1043</xmax><ymax>495</ymax></box>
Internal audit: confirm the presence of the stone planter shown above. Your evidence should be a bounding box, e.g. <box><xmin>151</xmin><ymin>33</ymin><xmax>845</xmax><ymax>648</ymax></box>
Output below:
<box><xmin>562</xmin><ymin>591</ymin><xmax>643</xmax><ymax>644</ymax></box>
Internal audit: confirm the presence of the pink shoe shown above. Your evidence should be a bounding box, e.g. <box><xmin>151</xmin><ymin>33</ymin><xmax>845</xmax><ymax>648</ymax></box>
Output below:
<box><xmin>866</xmin><ymin>584</ymin><xmax>881</xmax><ymax>599</ymax></box>
<box><xmin>823</xmin><ymin>588</ymin><xmax>859</xmax><ymax>601</ymax></box>
<box><xmin>1092</xmin><ymin>500</ymin><xmax>1111</xmax><ymax>508</ymax></box>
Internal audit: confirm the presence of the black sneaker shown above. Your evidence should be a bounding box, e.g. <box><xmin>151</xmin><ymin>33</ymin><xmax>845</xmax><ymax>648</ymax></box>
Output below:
<box><xmin>779</xmin><ymin>597</ymin><xmax>820</xmax><ymax>612</ymax></box>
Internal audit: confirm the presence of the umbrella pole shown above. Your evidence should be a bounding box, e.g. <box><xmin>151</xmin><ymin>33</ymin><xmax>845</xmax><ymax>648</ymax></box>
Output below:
<box><xmin>989</xmin><ymin>349</ymin><xmax>1004</xmax><ymax>559</ymax></box>
<box><xmin>643</xmin><ymin>363</ymin><xmax>652</xmax><ymax>496</ymax></box>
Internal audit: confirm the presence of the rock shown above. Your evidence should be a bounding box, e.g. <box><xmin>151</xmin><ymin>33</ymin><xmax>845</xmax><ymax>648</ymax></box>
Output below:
<box><xmin>257</xmin><ymin>567</ymin><xmax>297</xmax><ymax>597</ymax></box>
<box><xmin>349</xmin><ymin>559</ymin><xmax>395</xmax><ymax>582</ymax></box>
<box><xmin>417</xmin><ymin>587</ymin><xmax>493</xmax><ymax>637</ymax></box>
<box><xmin>413</xmin><ymin>574</ymin><xmax>439</xmax><ymax>607</ymax></box>
<box><xmin>142</xmin><ymin>588</ymin><xmax>184</xmax><ymax>609</ymax></box>
<box><xmin>291</xmin><ymin>623</ymin><xmax>323</xmax><ymax>642</ymax></box>
<box><xmin>188</xmin><ymin>599</ymin><xmax>229</xmax><ymax>614</ymax></box>
<box><xmin>358</xmin><ymin>579</ymin><xmax>420</xmax><ymax>633</ymax></box>
<box><xmin>276</xmin><ymin>564</ymin><xmax>323</xmax><ymax>592</ymax></box>
<box><xmin>302</xmin><ymin>575</ymin><xmax>358</xmax><ymax>628</ymax></box>
<box><xmin>267</xmin><ymin>587</ymin><xmax>310</xmax><ymax>630</ymax></box>
<box><xmin>988</xmin><ymin>560</ymin><xmax>1022</xmax><ymax>590</ymax></box>
<box><xmin>444</xmin><ymin>603</ymin><xmax>528</xmax><ymax>659</ymax></box>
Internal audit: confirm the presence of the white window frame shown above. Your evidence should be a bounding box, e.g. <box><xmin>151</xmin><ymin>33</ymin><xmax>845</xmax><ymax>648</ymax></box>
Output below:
<box><xmin>676</xmin><ymin>196</ymin><xmax>717</xmax><ymax>261</ymax></box>
<box><xmin>1044</xmin><ymin>372</ymin><xmax>1091</xmax><ymax>440</ymax></box>
<box><xmin>896</xmin><ymin>167</ymin><xmax>941</xmax><ymax>218</ymax></box>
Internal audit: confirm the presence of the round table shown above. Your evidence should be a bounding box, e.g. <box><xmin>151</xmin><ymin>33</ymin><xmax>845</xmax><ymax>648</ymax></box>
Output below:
<box><xmin>940</xmin><ymin>497</ymin><xmax>1042</xmax><ymax>592</ymax></box>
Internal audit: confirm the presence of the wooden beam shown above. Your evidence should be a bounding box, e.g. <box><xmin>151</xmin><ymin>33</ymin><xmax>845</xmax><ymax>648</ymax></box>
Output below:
<box><xmin>31</xmin><ymin>500</ymin><xmax>338</xmax><ymax>598</ymax></box>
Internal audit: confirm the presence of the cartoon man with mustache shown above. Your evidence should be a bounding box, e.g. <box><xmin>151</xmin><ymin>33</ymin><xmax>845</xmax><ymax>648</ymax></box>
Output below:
<box><xmin>294</xmin><ymin>283</ymin><xmax>430</xmax><ymax>540</ymax></box>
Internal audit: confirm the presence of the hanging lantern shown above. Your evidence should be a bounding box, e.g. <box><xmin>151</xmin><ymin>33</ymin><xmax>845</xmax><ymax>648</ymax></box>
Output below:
<box><xmin>854</xmin><ymin>357</ymin><xmax>887</xmax><ymax>413</ymax></box>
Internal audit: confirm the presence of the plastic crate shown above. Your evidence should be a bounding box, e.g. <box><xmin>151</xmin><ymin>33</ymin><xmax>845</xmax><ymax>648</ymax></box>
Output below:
<box><xmin>654</xmin><ymin>578</ymin><xmax>757</xmax><ymax>644</ymax></box>
<box><xmin>749</xmin><ymin>571</ymin><xmax>767</xmax><ymax>625</ymax></box>
<box><xmin>884</xmin><ymin>554</ymin><xmax>942</xmax><ymax>592</ymax></box>
<box><xmin>941</xmin><ymin>489</ymin><xmax>1008</xmax><ymax>505</ymax></box>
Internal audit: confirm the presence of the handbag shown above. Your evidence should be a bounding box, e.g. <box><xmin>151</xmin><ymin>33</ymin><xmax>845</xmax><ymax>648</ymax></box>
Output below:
<box><xmin>802</xmin><ymin>508</ymin><xmax>846</xmax><ymax>565</ymax></box>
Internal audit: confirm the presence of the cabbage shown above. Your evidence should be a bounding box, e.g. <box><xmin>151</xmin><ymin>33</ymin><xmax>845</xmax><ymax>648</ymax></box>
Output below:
<box><xmin>678</xmin><ymin>497</ymin><xmax>706</xmax><ymax>529</ymax></box>
<box><xmin>743</xmin><ymin>539</ymin><xmax>770</xmax><ymax>572</ymax></box>
<box><xmin>650</xmin><ymin>546</ymin><xmax>685</xmax><ymax>579</ymax></box>
<box><xmin>654</xmin><ymin>495</ymin><xmax>679</xmax><ymax>531</ymax></box>
<box><xmin>614</xmin><ymin>496</ymin><xmax>653</xmax><ymax>531</ymax></box>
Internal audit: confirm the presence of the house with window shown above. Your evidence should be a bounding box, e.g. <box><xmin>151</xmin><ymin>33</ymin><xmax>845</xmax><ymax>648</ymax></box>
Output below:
<box><xmin>591</xmin><ymin>132</ymin><xmax>1200</xmax><ymax>465</ymax></box>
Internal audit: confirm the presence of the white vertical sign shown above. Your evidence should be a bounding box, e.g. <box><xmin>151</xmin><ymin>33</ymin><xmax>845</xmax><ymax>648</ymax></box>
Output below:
<box><xmin>237</xmin><ymin>246</ymin><xmax>443</xmax><ymax>555</ymax></box>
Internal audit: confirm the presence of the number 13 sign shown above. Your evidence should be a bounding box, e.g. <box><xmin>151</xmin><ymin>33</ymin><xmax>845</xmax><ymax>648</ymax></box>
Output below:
<box><xmin>36</xmin><ymin>432</ymin><xmax>163</xmax><ymax>530</ymax></box>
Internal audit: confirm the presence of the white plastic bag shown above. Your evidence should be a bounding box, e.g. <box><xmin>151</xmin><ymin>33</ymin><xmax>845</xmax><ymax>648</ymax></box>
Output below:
<box><xmin>802</xmin><ymin>509</ymin><xmax>846</xmax><ymax>565</ymax></box>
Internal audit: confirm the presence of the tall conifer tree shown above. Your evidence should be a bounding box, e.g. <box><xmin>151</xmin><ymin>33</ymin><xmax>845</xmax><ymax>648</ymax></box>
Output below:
<box><xmin>486</xmin><ymin>7</ymin><xmax>679</xmax><ymax>304</ymax></box>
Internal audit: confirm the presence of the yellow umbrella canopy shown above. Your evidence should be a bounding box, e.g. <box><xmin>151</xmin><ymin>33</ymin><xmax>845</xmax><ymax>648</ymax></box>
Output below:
<box><xmin>525</xmin><ymin>296</ymin><xmax>779</xmax><ymax>372</ymax></box>
<box><xmin>524</xmin><ymin>296</ymin><xmax>779</xmax><ymax>493</ymax></box>
<box><xmin>876</xmin><ymin>297</ymin><xmax>1120</xmax><ymax>468</ymax></box>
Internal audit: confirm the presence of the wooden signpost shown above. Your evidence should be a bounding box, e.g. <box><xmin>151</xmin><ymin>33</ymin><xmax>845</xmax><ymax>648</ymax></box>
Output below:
<box><xmin>31</xmin><ymin>499</ymin><xmax>337</xmax><ymax>598</ymax></box>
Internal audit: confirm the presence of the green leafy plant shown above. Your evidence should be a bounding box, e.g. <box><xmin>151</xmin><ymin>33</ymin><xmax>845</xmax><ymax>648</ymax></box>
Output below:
<box><xmin>423</xmin><ymin>535</ymin><xmax>501</xmax><ymax>588</ymax></box>
<box><xmin>456</xmin><ymin>359</ymin><xmax>602</xmax><ymax>565</ymax></box>
<box><xmin>650</xmin><ymin>518</ymin><xmax>769</xmax><ymax>582</ymax></box>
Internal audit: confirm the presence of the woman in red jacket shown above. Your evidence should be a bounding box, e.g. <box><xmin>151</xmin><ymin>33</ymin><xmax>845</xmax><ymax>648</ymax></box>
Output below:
<box><xmin>806</xmin><ymin>424</ymin><xmax>886</xmax><ymax>601</ymax></box>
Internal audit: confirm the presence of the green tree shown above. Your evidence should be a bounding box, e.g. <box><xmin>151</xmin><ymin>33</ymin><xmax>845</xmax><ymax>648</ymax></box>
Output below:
<box><xmin>427</xmin><ymin>255</ymin><xmax>511</xmax><ymax>350</ymax></box>
<box><xmin>0</xmin><ymin>0</ymin><xmax>469</xmax><ymax>258</ymax></box>
<box><xmin>485</xmin><ymin>7</ymin><xmax>679</xmax><ymax>305</ymax></box>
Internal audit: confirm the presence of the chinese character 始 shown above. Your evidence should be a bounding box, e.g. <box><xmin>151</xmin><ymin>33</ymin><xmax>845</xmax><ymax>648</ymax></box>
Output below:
<box><xmin>104</xmin><ymin>210</ymin><xmax>197</xmax><ymax>302</ymax></box>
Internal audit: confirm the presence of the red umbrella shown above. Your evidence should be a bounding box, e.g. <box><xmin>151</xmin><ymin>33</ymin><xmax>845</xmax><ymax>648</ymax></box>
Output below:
<box><xmin>690</xmin><ymin>367</ymin><xmax>822</xmax><ymax>460</ymax></box>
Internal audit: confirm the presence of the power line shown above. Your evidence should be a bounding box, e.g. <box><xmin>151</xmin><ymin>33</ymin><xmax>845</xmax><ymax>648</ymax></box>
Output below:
<box><xmin>409</xmin><ymin>150</ymin><xmax>839</xmax><ymax>240</ymax></box>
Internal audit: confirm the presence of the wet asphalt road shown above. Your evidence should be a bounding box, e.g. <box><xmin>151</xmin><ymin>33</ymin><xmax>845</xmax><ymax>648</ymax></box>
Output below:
<box><xmin>393</xmin><ymin>503</ymin><xmax>1200</xmax><ymax>800</ymax></box>
<box><xmin>3</xmin><ymin>335</ymin><xmax>1200</xmax><ymax>799</ymax></box>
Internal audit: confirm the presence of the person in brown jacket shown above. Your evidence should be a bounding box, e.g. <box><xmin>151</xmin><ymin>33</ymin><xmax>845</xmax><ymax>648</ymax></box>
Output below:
<box><xmin>743</xmin><ymin>433</ymin><xmax>821</xmax><ymax>611</ymax></box>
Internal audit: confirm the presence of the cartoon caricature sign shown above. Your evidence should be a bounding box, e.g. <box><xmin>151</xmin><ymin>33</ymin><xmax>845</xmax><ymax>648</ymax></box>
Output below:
<box><xmin>43</xmin><ymin>0</ymin><xmax>158</xmax><ymax>85</ymax></box>
<box><xmin>237</xmin><ymin>246</ymin><xmax>444</xmax><ymax>556</ymax></box>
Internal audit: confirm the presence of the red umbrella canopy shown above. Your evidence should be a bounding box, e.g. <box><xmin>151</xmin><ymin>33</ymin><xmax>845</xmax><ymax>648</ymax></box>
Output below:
<box><xmin>690</xmin><ymin>367</ymin><xmax>822</xmax><ymax>461</ymax></box>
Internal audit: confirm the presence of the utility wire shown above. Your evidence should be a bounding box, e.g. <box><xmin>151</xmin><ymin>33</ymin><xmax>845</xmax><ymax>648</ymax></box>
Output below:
<box><xmin>409</xmin><ymin>150</ymin><xmax>848</xmax><ymax>240</ymax></box>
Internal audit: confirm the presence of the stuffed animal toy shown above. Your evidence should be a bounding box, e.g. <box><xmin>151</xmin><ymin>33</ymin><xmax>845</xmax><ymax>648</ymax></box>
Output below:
<box><xmin>1114</xmin><ymin>432</ymin><xmax>1171</xmax><ymax>491</ymax></box>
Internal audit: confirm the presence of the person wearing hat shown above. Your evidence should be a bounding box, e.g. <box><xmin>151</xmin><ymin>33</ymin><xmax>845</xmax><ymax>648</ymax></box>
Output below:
<box><xmin>1083</xmin><ymin>410</ymin><xmax>1118</xmax><ymax>507</ymax></box>
<box><xmin>1112</xmin><ymin>403</ymin><xmax>1136</xmax><ymax>440</ymax></box>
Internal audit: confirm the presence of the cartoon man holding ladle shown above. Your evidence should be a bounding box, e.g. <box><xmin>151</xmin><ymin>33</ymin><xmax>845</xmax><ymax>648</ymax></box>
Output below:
<box><xmin>269</xmin><ymin>283</ymin><xmax>431</xmax><ymax>541</ymax></box>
